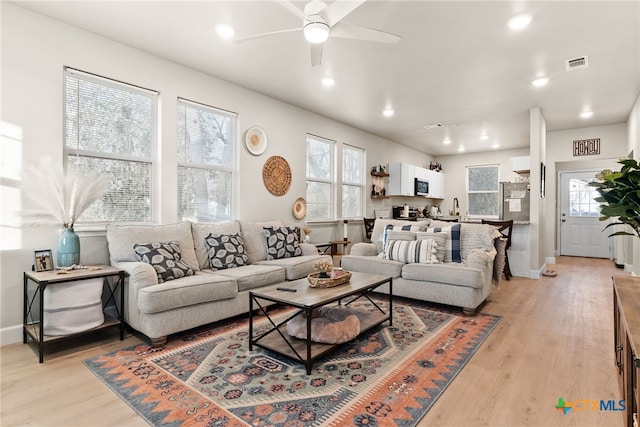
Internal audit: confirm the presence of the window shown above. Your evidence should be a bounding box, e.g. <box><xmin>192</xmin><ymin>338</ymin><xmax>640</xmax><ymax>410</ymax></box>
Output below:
<box><xmin>569</xmin><ymin>178</ymin><xmax>600</xmax><ymax>217</ymax></box>
<box><xmin>306</xmin><ymin>134</ymin><xmax>335</xmax><ymax>219</ymax></box>
<box><xmin>467</xmin><ymin>165</ymin><xmax>499</xmax><ymax>217</ymax></box>
<box><xmin>64</xmin><ymin>68</ymin><xmax>157</xmax><ymax>223</ymax></box>
<box><xmin>177</xmin><ymin>99</ymin><xmax>237</xmax><ymax>222</ymax></box>
<box><xmin>342</xmin><ymin>144</ymin><xmax>365</xmax><ymax>218</ymax></box>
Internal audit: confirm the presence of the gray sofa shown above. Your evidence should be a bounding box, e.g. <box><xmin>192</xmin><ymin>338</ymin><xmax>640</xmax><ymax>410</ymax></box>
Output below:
<box><xmin>106</xmin><ymin>220</ymin><xmax>328</xmax><ymax>345</ymax></box>
<box><xmin>341</xmin><ymin>218</ymin><xmax>501</xmax><ymax>315</ymax></box>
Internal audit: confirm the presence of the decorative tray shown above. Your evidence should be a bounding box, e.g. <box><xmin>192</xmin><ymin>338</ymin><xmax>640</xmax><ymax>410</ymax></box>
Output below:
<box><xmin>307</xmin><ymin>271</ymin><xmax>352</xmax><ymax>288</ymax></box>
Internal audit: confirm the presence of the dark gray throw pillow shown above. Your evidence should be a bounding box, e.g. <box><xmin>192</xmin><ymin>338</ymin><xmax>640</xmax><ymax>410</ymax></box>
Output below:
<box><xmin>204</xmin><ymin>232</ymin><xmax>249</xmax><ymax>270</ymax></box>
<box><xmin>133</xmin><ymin>241</ymin><xmax>195</xmax><ymax>283</ymax></box>
<box><xmin>263</xmin><ymin>226</ymin><xmax>302</xmax><ymax>260</ymax></box>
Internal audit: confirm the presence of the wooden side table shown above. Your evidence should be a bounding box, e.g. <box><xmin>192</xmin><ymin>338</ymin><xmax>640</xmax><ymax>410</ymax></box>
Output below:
<box><xmin>315</xmin><ymin>241</ymin><xmax>351</xmax><ymax>257</ymax></box>
<box><xmin>23</xmin><ymin>266</ymin><xmax>125</xmax><ymax>363</ymax></box>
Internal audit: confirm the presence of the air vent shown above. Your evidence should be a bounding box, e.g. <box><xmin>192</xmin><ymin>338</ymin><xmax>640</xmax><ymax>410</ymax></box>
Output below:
<box><xmin>566</xmin><ymin>56</ymin><xmax>589</xmax><ymax>71</ymax></box>
<box><xmin>423</xmin><ymin>123</ymin><xmax>444</xmax><ymax>130</ymax></box>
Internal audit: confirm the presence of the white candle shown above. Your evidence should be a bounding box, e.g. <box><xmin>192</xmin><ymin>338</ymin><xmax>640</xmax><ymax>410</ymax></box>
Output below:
<box><xmin>343</xmin><ymin>220</ymin><xmax>348</xmax><ymax>240</ymax></box>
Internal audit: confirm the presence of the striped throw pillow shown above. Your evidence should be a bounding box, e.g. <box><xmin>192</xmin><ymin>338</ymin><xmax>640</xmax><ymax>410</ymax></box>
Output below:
<box><xmin>384</xmin><ymin>239</ymin><xmax>439</xmax><ymax>264</ymax></box>
<box><xmin>416</xmin><ymin>231</ymin><xmax>447</xmax><ymax>263</ymax></box>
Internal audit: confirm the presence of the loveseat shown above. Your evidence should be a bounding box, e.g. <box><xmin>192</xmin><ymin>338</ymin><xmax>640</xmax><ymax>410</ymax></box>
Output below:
<box><xmin>340</xmin><ymin>218</ymin><xmax>501</xmax><ymax>315</ymax></box>
<box><xmin>106</xmin><ymin>220</ymin><xmax>329</xmax><ymax>345</ymax></box>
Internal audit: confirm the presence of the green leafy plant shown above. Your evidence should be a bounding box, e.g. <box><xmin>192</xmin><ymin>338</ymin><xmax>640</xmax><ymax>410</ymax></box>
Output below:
<box><xmin>590</xmin><ymin>158</ymin><xmax>640</xmax><ymax>238</ymax></box>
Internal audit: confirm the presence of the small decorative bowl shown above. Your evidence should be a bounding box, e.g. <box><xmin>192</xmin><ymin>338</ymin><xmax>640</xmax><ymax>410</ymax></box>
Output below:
<box><xmin>307</xmin><ymin>271</ymin><xmax>352</xmax><ymax>288</ymax></box>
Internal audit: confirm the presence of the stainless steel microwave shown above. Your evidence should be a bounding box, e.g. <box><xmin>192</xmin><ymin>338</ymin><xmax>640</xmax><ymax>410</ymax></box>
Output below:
<box><xmin>415</xmin><ymin>178</ymin><xmax>429</xmax><ymax>196</ymax></box>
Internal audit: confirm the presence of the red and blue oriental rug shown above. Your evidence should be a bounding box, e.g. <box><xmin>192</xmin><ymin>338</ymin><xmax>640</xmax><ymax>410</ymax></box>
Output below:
<box><xmin>84</xmin><ymin>297</ymin><xmax>500</xmax><ymax>426</ymax></box>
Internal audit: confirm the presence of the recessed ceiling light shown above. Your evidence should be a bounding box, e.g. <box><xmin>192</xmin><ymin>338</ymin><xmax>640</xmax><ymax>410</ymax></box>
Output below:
<box><xmin>383</xmin><ymin>108</ymin><xmax>394</xmax><ymax>117</ymax></box>
<box><xmin>480</xmin><ymin>134</ymin><xmax>489</xmax><ymax>140</ymax></box>
<box><xmin>321</xmin><ymin>77</ymin><xmax>335</xmax><ymax>87</ymax></box>
<box><xmin>532</xmin><ymin>77</ymin><xmax>549</xmax><ymax>87</ymax></box>
<box><xmin>215</xmin><ymin>25</ymin><xmax>235</xmax><ymax>39</ymax></box>
<box><xmin>443</xmin><ymin>138</ymin><xmax>451</xmax><ymax>145</ymax></box>
<box><xmin>457</xmin><ymin>145</ymin><xmax>465</xmax><ymax>152</ymax></box>
<box><xmin>492</xmin><ymin>143</ymin><xmax>500</xmax><ymax>149</ymax></box>
<box><xmin>507</xmin><ymin>14</ymin><xmax>532</xmax><ymax>30</ymax></box>
<box><xmin>580</xmin><ymin>111</ymin><xmax>594</xmax><ymax>119</ymax></box>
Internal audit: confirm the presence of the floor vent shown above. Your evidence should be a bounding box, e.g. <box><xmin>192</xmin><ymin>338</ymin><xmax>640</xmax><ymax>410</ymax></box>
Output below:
<box><xmin>566</xmin><ymin>56</ymin><xmax>589</xmax><ymax>71</ymax></box>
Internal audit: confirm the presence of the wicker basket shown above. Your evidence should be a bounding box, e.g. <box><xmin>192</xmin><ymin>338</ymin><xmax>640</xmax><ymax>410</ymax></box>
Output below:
<box><xmin>307</xmin><ymin>271</ymin><xmax>352</xmax><ymax>288</ymax></box>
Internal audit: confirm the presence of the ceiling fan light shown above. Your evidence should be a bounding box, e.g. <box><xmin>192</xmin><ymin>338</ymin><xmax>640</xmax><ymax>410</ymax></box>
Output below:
<box><xmin>304</xmin><ymin>20</ymin><xmax>330</xmax><ymax>44</ymax></box>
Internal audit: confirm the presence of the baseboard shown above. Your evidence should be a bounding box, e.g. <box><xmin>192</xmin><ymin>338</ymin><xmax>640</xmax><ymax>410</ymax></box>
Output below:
<box><xmin>530</xmin><ymin>263</ymin><xmax>546</xmax><ymax>279</ymax></box>
<box><xmin>1</xmin><ymin>324</ymin><xmax>23</xmax><ymax>346</ymax></box>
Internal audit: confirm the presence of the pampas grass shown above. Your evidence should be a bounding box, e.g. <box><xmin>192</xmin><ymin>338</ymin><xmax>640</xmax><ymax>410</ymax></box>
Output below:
<box><xmin>21</xmin><ymin>157</ymin><xmax>110</xmax><ymax>228</ymax></box>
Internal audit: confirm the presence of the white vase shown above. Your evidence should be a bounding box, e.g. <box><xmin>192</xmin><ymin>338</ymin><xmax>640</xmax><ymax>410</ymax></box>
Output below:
<box><xmin>304</xmin><ymin>234</ymin><xmax>310</xmax><ymax>243</ymax></box>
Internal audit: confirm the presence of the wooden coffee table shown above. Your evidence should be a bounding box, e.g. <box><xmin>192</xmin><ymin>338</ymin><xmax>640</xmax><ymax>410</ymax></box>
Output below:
<box><xmin>249</xmin><ymin>272</ymin><xmax>392</xmax><ymax>374</ymax></box>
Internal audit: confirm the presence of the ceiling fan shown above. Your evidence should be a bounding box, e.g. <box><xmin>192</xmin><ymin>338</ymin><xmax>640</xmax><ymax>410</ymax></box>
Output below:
<box><xmin>233</xmin><ymin>0</ymin><xmax>401</xmax><ymax>67</ymax></box>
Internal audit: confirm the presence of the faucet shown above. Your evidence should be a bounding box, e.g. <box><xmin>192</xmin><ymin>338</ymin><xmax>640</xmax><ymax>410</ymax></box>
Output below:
<box><xmin>453</xmin><ymin>198</ymin><xmax>459</xmax><ymax>216</ymax></box>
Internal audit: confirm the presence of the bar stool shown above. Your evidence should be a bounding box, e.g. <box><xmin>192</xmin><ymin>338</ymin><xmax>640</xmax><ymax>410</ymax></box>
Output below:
<box><xmin>363</xmin><ymin>217</ymin><xmax>376</xmax><ymax>242</ymax></box>
<box><xmin>482</xmin><ymin>219</ymin><xmax>514</xmax><ymax>280</ymax></box>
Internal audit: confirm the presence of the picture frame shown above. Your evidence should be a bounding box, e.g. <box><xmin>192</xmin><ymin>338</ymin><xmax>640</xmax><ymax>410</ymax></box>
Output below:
<box><xmin>34</xmin><ymin>249</ymin><xmax>54</xmax><ymax>272</ymax></box>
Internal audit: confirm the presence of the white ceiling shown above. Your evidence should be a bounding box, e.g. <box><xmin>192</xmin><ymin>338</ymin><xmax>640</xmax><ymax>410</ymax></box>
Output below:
<box><xmin>12</xmin><ymin>0</ymin><xmax>640</xmax><ymax>155</ymax></box>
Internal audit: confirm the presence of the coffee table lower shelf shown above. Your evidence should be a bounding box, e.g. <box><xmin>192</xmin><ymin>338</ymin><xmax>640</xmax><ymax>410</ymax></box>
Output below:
<box><xmin>252</xmin><ymin>310</ymin><xmax>390</xmax><ymax>372</ymax></box>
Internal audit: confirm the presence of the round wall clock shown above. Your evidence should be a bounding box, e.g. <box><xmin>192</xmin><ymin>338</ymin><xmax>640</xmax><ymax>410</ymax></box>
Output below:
<box><xmin>262</xmin><ymin>155</ymin><xmax>292</xmax><ymax>196</ymax></box>
<box><xmin>245</xmin><ymin>126</ymin><xmax>268</xmax><ymax>156</ymax></box>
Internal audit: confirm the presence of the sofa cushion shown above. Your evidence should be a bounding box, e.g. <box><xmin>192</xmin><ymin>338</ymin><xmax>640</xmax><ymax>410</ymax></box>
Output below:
<box><xmin>256</xmin><ymin>255</ymin><xmax>327</xmax><ymax>280</ymax></box>
<box><xmin>133</xmin><ymin>241</ymin><xmax>195</xmax><ymax>283</ymax></box>
<box><xmin>426</xmin><ymin>223</ymin><xmax>462</xmax><ymax>263</ymax></box>
<box><xmin>204</xmin><ymin>264</ymin><xmax>286</xmax><ymax>292</ymax></box>
<box><xmin>137</xmin><ymin>273</ymin><xmax>237</xmax><ymax>314</ymax></box>
<box><xmin>239</xmin><ymin>220</ymin><xmax>284</xmax><ymax>263</ymax></box>
<box><xmin>401</xmin><ymin>262</ymin><xmax>485</xmax><ymax>289</ymax></box>
<box><xmin>106</xmin><ymin>221</ymin><xmax>199</xmax><ymax>270</ymax></box>
<box><xmin>204</xmin><ymin>233</ymin><xmax>249</xmax><ymax>270</ymax></box>
<box><xmin>340</xmin><ymin>255</ymin><xmax>404</xmax><ymax>279</ymax></box>
<box><xmin>191</xmin><ymin>221</ymin><xmax>241</xmax><ymax>270</ymax></box>
<box><xmin>370</xmin><ymin>219</ymin><xmax>430</xmax><ymax>246</ymax></box>
<box><xmin>263</xmin><ymin>226</ymin><xmax>302</xmax><ymax>260</ymax></box>
<box><xmin>384</xmin><ymin>239</ymin><xmax>438</xmax><ymax>264</ymax></box>
<box><xmin>416</xmin><ymin>231</ymin><xmax>447</xmax><ymax>263</ymax></box>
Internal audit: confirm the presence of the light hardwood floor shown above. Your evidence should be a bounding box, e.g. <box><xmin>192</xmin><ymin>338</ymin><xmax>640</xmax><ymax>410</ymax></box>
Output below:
<box><xmin>0</xmin><ymin>256</ymin><xmax>628</xmax><ymax>426</ymax></box>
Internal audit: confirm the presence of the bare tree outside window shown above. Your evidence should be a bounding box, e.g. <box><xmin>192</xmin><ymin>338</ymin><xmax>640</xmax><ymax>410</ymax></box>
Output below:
<box><xmin>177</xmin><ymin>99</ymin><xmax>236</xmax><ymax>222</ymax></box>
<box><xmin>306</xmin><ymin>135</ymin><xmax>335</xmax><ymax>219</ymax></box>
<box><xmin>64</xmin><ymin>68</ymin><xmax>157</xmax><ymax>223</ymax></box>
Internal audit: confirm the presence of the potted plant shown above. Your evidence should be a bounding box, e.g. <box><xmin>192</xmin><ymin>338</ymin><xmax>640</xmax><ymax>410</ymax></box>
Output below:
<box><xmin>590</xmin><ymin>158</ymin><xmax>640</xmax><ymax>238</ymax></box>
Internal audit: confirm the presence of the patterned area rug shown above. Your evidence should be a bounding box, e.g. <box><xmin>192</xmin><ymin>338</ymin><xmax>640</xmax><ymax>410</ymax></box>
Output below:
<box><xmin>84</xmin><ymin>297</ymin><xmax>501</xmax><ymax>426</ymax></box>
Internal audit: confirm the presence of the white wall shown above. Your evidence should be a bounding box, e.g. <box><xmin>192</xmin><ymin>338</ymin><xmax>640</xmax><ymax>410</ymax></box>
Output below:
<box><xmin>546</xmin><ymin>123</ymin><xmax>629</xmax><ymax>261</ymax></box>
<box><xmin>627</xmin><ymin>93</ymin><xmax>640</xmax><ymax>275</ymax></box>
<box><xmin>436</xmin><ymin>147</ymin><xmax>530</xmax><ymax>216</ymax></box>
<box><xmin>0</xmin><ymin>4</ymin><xmax>430</xmax><ymax>343</ymax></box>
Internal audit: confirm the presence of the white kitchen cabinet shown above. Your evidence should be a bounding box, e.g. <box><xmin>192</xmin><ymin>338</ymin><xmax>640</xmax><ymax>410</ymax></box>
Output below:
<box><xmin>511</xmin><ymin>156</ymin><xmax>531</xmax><ymax>173</ymax></box>
<box><xmin>388</xmin><ymin>162</ymin><xmax>415</xmax><ymax>196</ymax></box>
<box><xmin>425</xmin><ymin>170</ymin><xmax>445</xmax><ymax>199</ymax></box>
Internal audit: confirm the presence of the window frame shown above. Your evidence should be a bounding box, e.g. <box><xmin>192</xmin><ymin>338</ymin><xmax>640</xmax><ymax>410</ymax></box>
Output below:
<box><xmin>466</xmin><ymin>164</ymin><xmax>500</xmax><ymax>219</ymax></box>
<box><xmin>63</xmin><ymin>67</ymin><xmax>158</xmax><ymax>225</ymax></box>
<box><xmin>305</xmin><ymin>134</ymin><xmax>336</xmax><ymax>221</ymax></box>
<box><xmin>176</xmin><ymin>97</ymin><xmax>238</xmax><ymax>222</ymax></box>
<box><xmin>341</xmin><ymin>143</ymin><xmax>365</xmax><ymax>219</ymax></box>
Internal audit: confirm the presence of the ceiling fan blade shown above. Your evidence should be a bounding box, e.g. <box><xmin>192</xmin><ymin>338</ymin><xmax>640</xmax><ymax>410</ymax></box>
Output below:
<box><xmin>330</xmin><ymin>21</ymin><xmax>401</xmax><ymax>44</ymax></box>
<box><xmin>233</xmin><ymin>28</ymin><xmax>300</xmax><ymax>44</ymax></box>
<box><xmin>276</xmin><ymin>0</ymin><xmax>306</xmax><ymax>20</ymax></box>
<box><xmin>310</xmin><ymin>43</ymin><xmax>323</xmax><ymax>67</ymax></box>
<box><xmin>323</xmin><ymin>0</ymin><xmax>367</xmax><ymax>27</ymax></box>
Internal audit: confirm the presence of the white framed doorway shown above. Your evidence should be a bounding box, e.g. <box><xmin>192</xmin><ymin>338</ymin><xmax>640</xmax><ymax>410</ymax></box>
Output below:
<box><xmin>558</xmin><ymin>170</ymin><xmax>610</xmax><ymax>258</ymax></box>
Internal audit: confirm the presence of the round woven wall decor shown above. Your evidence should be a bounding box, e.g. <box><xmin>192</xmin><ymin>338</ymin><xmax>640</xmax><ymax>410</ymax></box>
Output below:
<box><xmin>262</xmin><ymin>155</ymin><xmax>292</xmax><ymax>196</ymax></box>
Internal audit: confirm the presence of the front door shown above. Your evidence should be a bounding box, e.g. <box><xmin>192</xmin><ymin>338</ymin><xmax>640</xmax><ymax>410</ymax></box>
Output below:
<box><xmin>559</xmin><ymin>171</ymin><xmax>610</xmax><ymax>258</ymax></box>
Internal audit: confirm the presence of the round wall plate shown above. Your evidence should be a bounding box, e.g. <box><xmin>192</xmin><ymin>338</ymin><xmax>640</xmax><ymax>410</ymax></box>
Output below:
<box><xmin>245</xmin><ymin>126</ymin><xmax>268</xmax><ymax>155</ymax></box>
<box><xmin>293</xmin><ymin>197</ymin><xmax>307</xmax><ymax>219</ymax></box>
<box><xmin>262</xmin><ymin>155</ymin><xmax>291</xmax><ymax>196</ymax></box>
